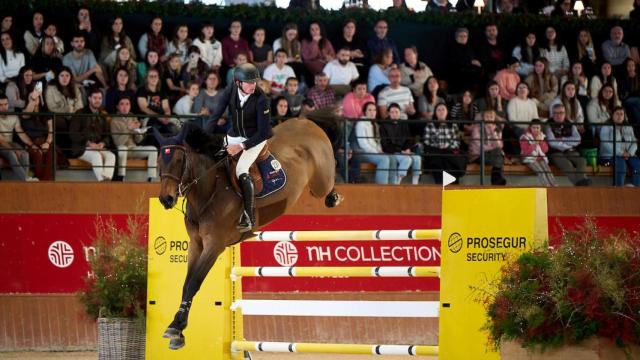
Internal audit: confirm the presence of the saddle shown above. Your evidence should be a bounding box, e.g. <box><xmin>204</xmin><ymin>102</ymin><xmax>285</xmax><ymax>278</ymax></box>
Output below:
<box><xmin>229</xmin><ymin>143</ymin><xmax>270</xmax><ymax>195</ymax></box>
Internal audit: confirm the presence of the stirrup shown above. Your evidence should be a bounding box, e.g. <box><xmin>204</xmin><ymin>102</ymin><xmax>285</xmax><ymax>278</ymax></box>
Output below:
<box><xmin>237</xmin><ymin>211</ymin><xmax>255</xmax><ymax>232</ymax></box>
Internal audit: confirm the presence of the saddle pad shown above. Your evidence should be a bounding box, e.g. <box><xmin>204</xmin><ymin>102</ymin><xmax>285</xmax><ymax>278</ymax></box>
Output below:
<box><xmin>256</xmin><ymin>154</ymin><xmax>286</xmax><ymax>199</ymax></box>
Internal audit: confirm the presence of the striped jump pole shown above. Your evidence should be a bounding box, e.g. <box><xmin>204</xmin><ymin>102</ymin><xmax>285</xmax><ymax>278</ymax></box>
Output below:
<box><xmin>232</xmin><ymin>341</ymin><xmax>439</xmax><ymax>356</ymax></box>
<box><xmin>248</xmin><ymin>229</ymin><xmax>442</xmax><ymax>241</ymax></box>
<box><xmin>231</xmin><ymin>266</ymin><xmax>441</xmax><ymax>278</ymax></box>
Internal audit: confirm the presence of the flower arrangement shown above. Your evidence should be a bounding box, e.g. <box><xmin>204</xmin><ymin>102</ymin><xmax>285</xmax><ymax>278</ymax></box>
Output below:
<box><xmin>483</xmin><ymin>219</ymin><xmax>640</xmax><ymax>353</ymax></box>
<box><xmin>78</xmin><ymin>216</ymin><xmax>147</xmax><ymax>319</ymax></box>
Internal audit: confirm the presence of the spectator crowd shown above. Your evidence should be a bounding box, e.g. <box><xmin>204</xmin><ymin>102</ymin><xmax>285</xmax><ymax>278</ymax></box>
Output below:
<box><xmin>1</xmin><ymin>0</ymin><xmax>640</xmax><ymax>187</ymax></box>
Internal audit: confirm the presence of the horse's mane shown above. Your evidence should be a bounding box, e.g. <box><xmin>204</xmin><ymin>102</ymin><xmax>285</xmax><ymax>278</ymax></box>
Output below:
<box><xmin>184</xmin><ymin>126</ymin><xmax>226</xmax><ymax>160</ymax></box>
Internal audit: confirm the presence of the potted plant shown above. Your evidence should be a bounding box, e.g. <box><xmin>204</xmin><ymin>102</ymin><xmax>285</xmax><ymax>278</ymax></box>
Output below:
<box><xmin>482</xmin><ymin>219</ymin><xmax>640</xmax><ymax>360</ymax></box>
<box><xmin>78</xmin><ymin>216</ymin><xmax>147</xmax><ymax>359</ymax></box>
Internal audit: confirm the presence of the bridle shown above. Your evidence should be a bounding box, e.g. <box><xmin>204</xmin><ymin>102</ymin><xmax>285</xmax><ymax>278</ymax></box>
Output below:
<box><xmin>159</xmin><ymin>145</ymin><xmax>190</xmax><ymax>196</ymax></box>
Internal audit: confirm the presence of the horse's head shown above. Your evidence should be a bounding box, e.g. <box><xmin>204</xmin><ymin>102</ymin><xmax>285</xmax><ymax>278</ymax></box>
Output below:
<box><xmin>155</xmin><ymin>125</ymin><xmax>191</xmax><ymax>209</ymax></box>
<box><xmin>155</xmin><ymin>123</ymin><xmax>227</xmax><ymax>209</ymax></box>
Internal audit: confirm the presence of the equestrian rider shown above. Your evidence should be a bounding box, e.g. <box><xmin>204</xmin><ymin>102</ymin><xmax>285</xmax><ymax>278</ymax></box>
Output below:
<box><xmin>205</xmin><ymin>63</ymin><xmax>273</xmax><ymax>232</ymax></box>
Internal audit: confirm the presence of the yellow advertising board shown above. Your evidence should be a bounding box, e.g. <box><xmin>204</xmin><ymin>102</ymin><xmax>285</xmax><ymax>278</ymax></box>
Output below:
<box><xmin>439</xmin><ymin>188</ymin><xmax>548</xmax><ymax>360</ymax></box>
<box><xmin>146</xmin><ymin>198</ymin><xmax>242</xmax><ymax>360</ymax></box>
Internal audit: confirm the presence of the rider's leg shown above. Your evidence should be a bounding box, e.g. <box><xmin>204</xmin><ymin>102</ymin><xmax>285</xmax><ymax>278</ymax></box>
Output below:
<box><xmin>235</xmin><ymin>141</ymin><xmax>267</xmax><ymax>231</ymax></box>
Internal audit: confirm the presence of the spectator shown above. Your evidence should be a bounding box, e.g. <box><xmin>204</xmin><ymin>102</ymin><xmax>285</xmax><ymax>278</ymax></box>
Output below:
<box><xmin>283</xmin><ymin>77</ymin><xmax>303</xmax><ymax>116</ymax></box>
<box><xmin>550</xmin><ymin>82</ymin><xmax>585</xmax><ymax>129</ymax></box>
<box><xmin>507</xmin><ymin>81</ymin><xmax>539</xmax><ymax>137</ymax></box>
<box><xmin>512</xmin><ymin>31</ymin><xmax>540</xmax><ymax>77</ymax></box>
<box><xmin>1</xmin><ymin>15</ymin><xmax>21</xmax><ymax>52</ymax></box>
<box><xmin>19</xmin><ymin>87</ymin><xmax>57</xmax><ymax>181</ymax></box>
<box><xmin>354</xmin><ymin>101</ymin><xmax>398</xmax><ymax>184</ymax></box>
<box><xmin>494</xmin><ymin>57</ymin><xmax>521</xmax><ymax>100</ymax></box>
<box><xmin>138</xmin><ymin>16</ymin><xmax>167</xmax><ymax>62</ymax></box>
<box><xmin>590</xmin><ymin>61</ymin><xmax>617</xmax><ymax>99</ymax></box>
<box><xmin>520</xmin><ymin>118</ymin><xmax>557</xmax><ymax>186</ymax></box>
<box><xmin>454</xmin><ymin>0</ymin><xmax>474</xmax><ymax>12</ymax></box>
<box><xmin>222</xmin><ymin>20</ymin><xmax>250</xmax><ymax>69</ymax></box>
<box><xmin>574</xmin><ymin>29</ymin><xmax>597</xmax><ymax>79</ymax></box>
<box><xmin>587</xmin><ymin>84</ymin><xmax>618</xmax><ymax>137</ymax></box>
<box><xmin>426</xmin><ymin>0</ymin><xmax>453</xmax><ymax>13</ymax></box>
<box><xmin>418</xmin><ymin>76</ymin><xmax>444</xmax><ymax>120</ymax></box>
<box><xmin>180</xmin><ymin>46</ymin><xmax>209</xmax><ymax>88</ymax></box>
<box><xmin>447</xmin><ymin>27</ymin><xmax>482</xmax><ymax>93</ymax></box>
<box><xmin>192</xmin><ymin>70</ymin><xmax>227</xmax><ymax>134</ymax></box>
<box><xmin>601</xmin><ymin>26</ymin><xmax>630</xmax><ymax>76</ymax></box>
<box><xmin>322</xmin><ymin>47</ymin><xmax>359</xmax><ymax>96</ymax></box>
<box><xmin>0</xmin><ymin>31</ymin><xmax>25</xmax><ymax>88</ymax></box>
<box><xmin>334</xmin><ymin>19</ymin><xmax>367</xmax><ymax>73</ymax></box>
<box><xmin>273</xmin><ymin>23</ymin><xmax>304</xmax><ymax>80</ymax></box>
<box><xmin>599</xmin><ymin>106</ymin><xmax>639</xmax><ymax>186</ymax></box>
<box><xmin>31</xmin><ymin>36</ymin><xmax>62</xmax><ymax>83</ymax></box>
<box><xmin>562</xmin><ymin>62</ymin><xmax>589</xmax><ymax>110</ymax></box>
<box><xmin>301</xmin><ymin>21</ymin><xmax>335</xmax><ymax>78</ymax></box>
<box><xmin>299</xmin><ymin>98</ymin><xmax>316</xmax><ymax>117</ymax></box>
<box><xmin>379</xmin><ymin>103</ymin><xmax>421</xmax><ymax>184</ymax></box>
<box><xmin>545</xmin><ymin>103</ymin><xmax>591</xmax><ymax>186</ymax></box>
<box><xmin>617</xmin><ymin>58</ymin><xmax>640</xmax><ymax>126</ymax></box>
<box><xmin>109</xmin><ymin>47</ymin><xmax>137</xmax><ymax>89</ymax></box>
<box><xmin>342</xmin><ymin>80</ymin><xmax>375</xmax><ymax>119</ymax></box>
<box><xmin>422</xmin><ymin>103</ymin><xmax>466</xmax><ymax>184</ymax></box>
<box><xmin>164</xmin><ymin>53</ymin><xmax>186</xmax><ymax>106</ymax></box>
<box><xmin>73</xmin><ymin>6</ymin><xmax>100</xmax><ymax>55</ymax></box>
<box><xmin>450</xmin><ymin>90</ymin><xmax>480</xmax><ymax>141</ymax></box>
<box><xmin>0</xmin><ymin>94</ymin><xmax>37</xmax><ymax>181</ymax></box>
<box><xmin>173</xmin><ymin>81</ymin><xmax>200</xmax><ymax>119</ymax></box>
<box><xmin>550</xmin><ymin>0</ymin><xmax>572</xmax><ymax>16</ymax></box>
<box><xmin>367</xmin><ymin>48</ymin><xmax>393</xmax><ymax>96</ymax></box>
<box><xmin>468</xmin><ymin>110</ymin><xmax>507</xmax><ymax>185</ymax></box>
<box><xmin>23</xmin><ymin>11</ymin><xmax>44</xmax><ymax>57</ymax></box>
<box><xmin>474</xmin><ymin>80</ymin><xmax>507</xmax><ymax>121</ymax></box>
<box><xmin>63</xmin><ymin>32</ymin><xmax>107</xmax><ymax>88</ymax></box>
<box><xmin>257</xmin><ymin>79</ymin><xmax>272</xmax><ymax>98</ymax></box>
<box><xmin>5</xmin><ymin>66</ymin><xmax>37</xmax><ymax>112</ymax></box>
<box><xmin>192</xmin><ymin>22</ymin><xmax>222</xmax><ymax>72</ymax></box>
<box><xmin>540</xmin><ymin>26</ymin><xmax>570</xmax><ymax>78</ymax></box>
<box><xmin>105</xmin><ymin>68</ymin><xmax>136</xmax><ymax>114</ymax></box>
<box><xmin>43</xmin><ymin>23</ymin><xmax>64</xmax><ymax>55</ymax></box>
<box><xmin>263</xmin><ymin>49</ymin><xmax>296</xmax><ymax>95</ymax></box>
<box><xmin>388</xmin><ymin>0</ymin><xmax>409</xmax><ymax>10</ymax></box>
<box><xmin>526</xmin><ymin>57</ymin><xmax>558</xmax><ymax>118</ymax></box>
<box><xmin>136</xmin><ymin>68</ymin><xmax>176</xmax><ymax>136</ymax></box>
<box><xmin>632</xmin><ymin>0</ymin><xmax>640</xmax><ymax>21</ymax></box>
<box><xmin>367</xmin><ymin>20</ymin><xmax>400</xmax><ymax>65</ymax></box>
<box><xmin>477</xmin><ymin>24</ymin><xmax>506</xmax><ymax>79</ymax></box>
<box><xmin>497</xmin><ymin>0</ymin><xmax>523</xmax><ymax>13</ymax></box>
<box><xmin>111</xmin><ymin>96</ymin><xmax>158</xmax><ymax>182</ymax></box>
<box><xmin>70</xmin><ymin>88</ymin><xmax>115</xmax><ymax>181</ymax></box>
<box><xmin>377</xmin><ymin>68</ymin><xmax>415</xmax><ymax>120</ymax></box>
<box><xmin>306</xmin><ymin>72</ymin><xmax>335</xmax><ymax>110</ymax></box>
<box><xmin>45</xmin><ymin>67</ymin><xmax>84</xmax><ymax>156</ymax></box>
<box><xmin>166</xmin><ymin>24</ymin><xmax>191</xmax><ymax>66</ymax></box>
<box><xmin>225</xmin><ymin>51</ymin><xmax>250</xmax><ymax>86</ymax></box>
<box><xmin>399</xmin><ymin>45</ymin><xmax>433</xmax><ymax>98</ymax></box>
<box><xmin>250</xmin><ymin>28</ymin><xmax>273</xmax><ymax>74</ymax></box>
<box><xmin>271</xmin><ymin>96</ymin><xmax>291</xmax><ymax>125</ymax></box>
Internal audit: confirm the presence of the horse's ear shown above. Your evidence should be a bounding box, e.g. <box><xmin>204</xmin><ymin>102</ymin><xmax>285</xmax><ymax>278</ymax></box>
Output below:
<box><xmin>153</xmin><ymin>128</ymin><xmax>169</xmax><ymax>147</ymax></box>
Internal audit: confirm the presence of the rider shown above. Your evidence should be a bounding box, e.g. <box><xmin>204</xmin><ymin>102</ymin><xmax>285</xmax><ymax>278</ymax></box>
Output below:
<box><xmin>205</xmin><ymin>63</ymin><xmax>273</xmax><ymax>232</ymax></box>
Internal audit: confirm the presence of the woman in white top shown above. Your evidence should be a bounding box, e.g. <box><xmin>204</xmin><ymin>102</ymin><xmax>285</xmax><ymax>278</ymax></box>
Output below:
<box><xmin>540</xmin><ymin>26</ymin><xmax>569</xmax><ymax>78</ymax></box>
<box><xmin>23</xmin><ymin>11</ymin><xmax>44</xmax><ymax>56</ymax></box>
<box><xmin>0</xmin><ymin>32</ymin><xmax>25</xmax><ymax>85</ymax></box>
<box><xmin>166</xmin><ymin>24</ymin><xmax>191</xmax><ymax>65</ymax></box>
<box><xmin>586</xmin><ymin>83</ymin><xmax>619</xmax><ymax>136</ymax></box>
<box><xmin>506</xmin><ymin>81</ymin><xmax>539</xmax><ymax>137</ymax></box>
<box><xmin>354</xmin><ymin>102</ymin><xmax>398</xmax><ymax>185</ymax></box>
<box><xmin>589</xmin><ymin>61</ymin><xmax>617</xmax><ymax>99</ymax></box>
<box><xmin>512</xmin><ymin>31</ymin><xmax>539</xmax><ymax>77</ymax></box>
<box><xmin>549</xmin><ymin>82</ymin><xmax>585</xmax><ymax>126</ymax></box>
<box><xmin>173</xmin><ymin>81</ymin><xmax>200</xmax><ymax>119</ymax></box>
<box><xmin>192</xmin><ymin>22</ymin><xmax>222</xmax><ymax>72</ymax></box>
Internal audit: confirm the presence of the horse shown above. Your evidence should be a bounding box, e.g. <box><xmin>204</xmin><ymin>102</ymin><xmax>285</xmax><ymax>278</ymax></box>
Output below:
<box><xmin>154</xmin><ymin>119</ymin><xmax>343</xmax><ymax>350</ymax></box>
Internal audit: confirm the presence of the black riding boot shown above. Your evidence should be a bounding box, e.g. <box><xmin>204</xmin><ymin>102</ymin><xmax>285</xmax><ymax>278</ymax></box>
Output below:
<box><xmin>237</xmin><ymin>173</ymin><xmax>255</xmax><ymax>232</ymax></box>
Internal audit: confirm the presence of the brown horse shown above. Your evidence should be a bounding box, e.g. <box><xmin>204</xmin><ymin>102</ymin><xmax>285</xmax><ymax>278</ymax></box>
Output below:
<box><xmin>155</xmin><ymin>119</ymin><xmax>342</xmax><ymax>350</ymax></box>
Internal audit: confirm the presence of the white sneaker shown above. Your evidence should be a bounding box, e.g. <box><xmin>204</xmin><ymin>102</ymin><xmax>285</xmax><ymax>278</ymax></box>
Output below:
<box><xmin>26</xmin><ymin>176</ymin><xmax>39</xmax><ymax>182</ymax></box>
<box><xmin>625</xmin><ymin>183</ymin><xmax>635</xmax><ymax>187</ymax></box>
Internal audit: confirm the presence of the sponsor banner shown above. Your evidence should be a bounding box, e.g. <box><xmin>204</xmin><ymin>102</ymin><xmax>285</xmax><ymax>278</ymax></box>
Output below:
<box><xmin>1</xmin><ymin>214</ymin><xmax>639</xmax><ymax>293</ymax></box>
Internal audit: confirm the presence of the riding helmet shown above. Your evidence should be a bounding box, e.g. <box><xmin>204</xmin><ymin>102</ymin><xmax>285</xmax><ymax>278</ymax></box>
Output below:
<box><xmin>234</xmin><ymin>63</ymin><xmax>261</xmax><ymax>83</ymax></box>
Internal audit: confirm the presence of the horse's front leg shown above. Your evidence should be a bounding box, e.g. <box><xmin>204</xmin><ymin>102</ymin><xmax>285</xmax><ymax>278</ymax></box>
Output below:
<box><xmin>163</xmin><ymin>221</ymin><xmax>203</xmax><ymax>348</ymax></box>
<box><xmin>164</xmin><ymin>231</ymin><xmax>226</xmax><ymax>350</ymax></box>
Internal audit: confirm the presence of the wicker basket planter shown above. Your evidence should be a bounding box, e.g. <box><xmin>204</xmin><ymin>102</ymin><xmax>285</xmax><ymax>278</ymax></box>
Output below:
<box><xmin>98</xmin><ymin>317</ymin><xmax>145</xmax><ymax>360</ymax></box>
<box><xmin>501</xmin><ymin>338</ymin><xmax>640</xmax><ymax>360</ymax></box>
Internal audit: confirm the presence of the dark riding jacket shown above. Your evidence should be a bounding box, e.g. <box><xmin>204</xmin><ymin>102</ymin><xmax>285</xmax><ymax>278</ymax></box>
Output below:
<box><xmin>206</xmin><ymin>84</ymin><xmax>273</xmax><ymax>149</ymax></box>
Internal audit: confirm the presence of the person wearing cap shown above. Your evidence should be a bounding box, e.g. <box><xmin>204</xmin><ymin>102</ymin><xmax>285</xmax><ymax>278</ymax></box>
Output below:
<box><xmin>205</xmin><ymin>62</ymin><xmax>273</xmax><ymax>231</ymax></box>
<box><xmin>493</xmin><ymin>56</ymin><xmax>521</xmax><ymax>101</ymax></box>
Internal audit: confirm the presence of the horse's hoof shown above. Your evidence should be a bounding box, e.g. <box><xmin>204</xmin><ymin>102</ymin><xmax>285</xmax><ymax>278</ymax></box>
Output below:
<box><xmin>325</xmin><ymin>191</ymin><xmax>344</xmax><ymax>208</ymax></box>
<box><xmin>163</xmin><ymin>327</ymin><xmax>181</xmax><ymax>339</ymax></box>
<box><xmin>169</xmin><ymin>335</ymin><xmax>185</xmax><ymax>350</ymax></box>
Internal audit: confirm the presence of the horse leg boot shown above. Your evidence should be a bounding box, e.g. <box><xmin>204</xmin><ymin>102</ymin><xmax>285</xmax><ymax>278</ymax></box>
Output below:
<box><xmin>237</xmin><ymin>173</ymin><xmax>255</xmax><ymax>232</ymax></box>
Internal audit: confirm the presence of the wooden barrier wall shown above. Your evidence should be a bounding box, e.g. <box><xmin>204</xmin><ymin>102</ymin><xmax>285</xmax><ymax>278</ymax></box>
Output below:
<box><xmin>1</xmin><ymin>183</ymin><xmax>639</xmax><ymax>351</ymax></box>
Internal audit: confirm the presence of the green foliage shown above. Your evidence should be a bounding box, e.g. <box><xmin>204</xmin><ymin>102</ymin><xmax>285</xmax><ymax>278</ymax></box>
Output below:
<box><xmin>78</xmin><ymin>216</ymin><xmax>147</xmax><ymax>319</ymax></box>
<box><xmin>483</xmin><ymin>219</ymin><xmax>640</xmax><ymax>353</ymax></box>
